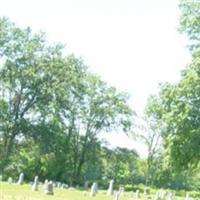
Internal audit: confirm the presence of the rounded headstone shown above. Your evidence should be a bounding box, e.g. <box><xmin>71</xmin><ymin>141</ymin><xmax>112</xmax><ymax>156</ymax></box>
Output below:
<box><xmin>7</xmin><ymin>177</ymin><xmax>13</xmax><ymax>184</ymax></box>
<box><xmin>44</xmin><ymin>181</ymin><xmax>54</xmax><ymax>195</ymax></box>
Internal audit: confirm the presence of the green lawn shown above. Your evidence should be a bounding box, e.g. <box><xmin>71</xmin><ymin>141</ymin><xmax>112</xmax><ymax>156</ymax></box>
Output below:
<box><xmin>0</xmin><ymin>182</ymin><xmax>134</xmax><ymax>200</ymax></box>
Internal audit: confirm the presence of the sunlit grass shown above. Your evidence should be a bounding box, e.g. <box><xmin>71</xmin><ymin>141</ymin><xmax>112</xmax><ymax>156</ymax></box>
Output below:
<box><xmin>0</xmin><ymin>181</ymin><xmax>135</xmax><ymax>200</ymax></box>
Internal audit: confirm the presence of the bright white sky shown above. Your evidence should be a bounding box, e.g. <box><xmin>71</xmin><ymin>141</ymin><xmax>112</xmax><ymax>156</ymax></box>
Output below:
<box><xmin>0</xmin><ymin>0</ymin><xmax>191</xmax><ymax>157</ymax></box>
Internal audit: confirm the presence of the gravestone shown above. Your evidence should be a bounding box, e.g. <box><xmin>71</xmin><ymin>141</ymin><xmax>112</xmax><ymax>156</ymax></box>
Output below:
<box><xmin>154</xmin><ymin>191</ymin><xmax>159</xmax><ymax>200</ymax></box>
<box><xmin>57</xmin><ymin>182</ymin><xmax>61</xmax><ymax>188</ymax></box>
<box><xmin>84</xmin><ymin>181</ymin><xmax>89</xmax><ymax>190</ymax></box>
<box><xmin>53</xmin><ymin>182</ymin><xmax>57</xmax><ymax>188</ymax></box>
<box><xmin>68</xmin><ymin>186</ymin><xmax>75</xmax><ymax>190</ymax></box>
<box><xmin>167</xmin><ymin>192</ymin><xmax>173</xmax><ymax>200</ymax></box>
<box><xmin>160</xmin><ymin>189</ymin><xmax>166</xmax><ymax>199</ymax></box>
<box><xmin>43</xmin><ymin>179</ymin><xmax>48</xmax><ymax>189</ymax></box>
<box><xmin>114</xmin><ymin>191</ymin><xmax>120</xmax><ymax>200</ymax></box>
<box><xmin>90</xmin><ymin>182</ymin><xmax>98</xmax><ymax>196</ymax></box>
<box><xmin>32</xmin><ymin>176</ymin><xmax>39</xmax><ymax>191</ymax></box>
<box><xmin>135</xmin><ymin>190</ymin><xmax>140</xmax><ymax>198</ymax></box>
<box><xmin>7</xmin><ymin>177</ymin><xmax>13</xmax><ymax>184</ymax></box>
<box><xmin>17</xmin><ymin>173</ymin><xmax>24</xmax><ymax>185</ymax></box>
<box><xmin>44</xmin><ymin>181</ymin><xmax>54</xmax><ymax>195</ymax></box>
<box><xmin>95</xmin><ymin>182</ymin><xmax>98</xmax><ymax>192</ymax></box>
<box><xmin>185</xmin><ymin>193</ymin><xmax>190</xmax><ymax>200</ymax></box>
<box><xmin>119</xmin><ymin>186</ymin><xmax>124</xmax><ymax>196</ymax></box>
<box><xmin>144</xmin><ymin>187</ymin><xmax>148</xmax><ymax>196</ymax></box>
<box><xmin>61</xmin><ymin>183</ymin><xmax>67</xmax><ymax>189</ymax></box>
<box><xmin>107</xmin><ymin>179</ymin><xmax>114</xmax><ymax>195</ymax></box>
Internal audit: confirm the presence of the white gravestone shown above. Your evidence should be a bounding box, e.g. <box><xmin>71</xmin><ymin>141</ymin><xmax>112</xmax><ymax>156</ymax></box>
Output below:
<box><xmin>167</xmin><ymin>192</ymin><xmax>173</xmax><ymax>200</ymax></box>
<box><xmin>154</xmin><ymin>191</ymin><xmax>160</xmax><ymax>200</ymax></box>
<box><xmin>43</xmin><ymin>179</ymin><xmax>48</xmax><ymax>189</ymax></box>
<box><xmin>119</xmin><ymin>186</ymin><xmax>124</xmax><ymax>196</ymax></box>
<box><xmin>185</xmin><ymin>193</ymin><xmax>190</xmax><ymax>200</ymax></box>
<box><xmin>32</xmin><ymin>176</ymin><xmax>39</xmax><ymax>191</ymax></box>
<box><xmin>114</xmin><ymin>191</ymin><xmax>120</xmax><ymax>200</ymax></box>
<box><xmin>44</xmin><ymin>181</ymin><xmax>54</xmax><ymax>195</ymax></box>
<box><xmin>17</xmin><ymin>173</ymin><xmax>24</xmax><ymax>185</ymax></box>
<box><xmin>107</xmin><ymin>179</ymin><xmax>114</xmax><ymax>195</ymax></box>
<box><xmin>160</xmin><ymin>190</ymin><xmax>166</xmax><ymax>199</ymax></box>
<box><xmin>144</xmin><ymin>187</ymin><xmax>148</xmax><ymax>196</ymax></box>
<box><xmin>7</xmin><ymin>177</ymin><xmax>13</xmax><ymax>184</ymax></box>
<box><xmin>84</xmin><ymin>181</ymin><xmax>89</xmax><ymax>190</ymax></box>
<box><xmin>57</xmin><ymin>182</ymin><xmax>61</xmax><ymax>188</ymax></box>
<box><xmin>136</xmin><ymin>190</ymin><xmax>140</xmax><ymax>198</ymax></box>
<box><xmin>90</xmin><ymin>182</ymin><xmax>98</xmax><ymax>196</ymax></box>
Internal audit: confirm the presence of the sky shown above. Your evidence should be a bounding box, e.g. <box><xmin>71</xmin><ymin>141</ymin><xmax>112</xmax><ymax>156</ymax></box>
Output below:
<box><xmin>0</xmin><ymin>0</ymin><xmax>191</xmax><ymax>157</ymax></box>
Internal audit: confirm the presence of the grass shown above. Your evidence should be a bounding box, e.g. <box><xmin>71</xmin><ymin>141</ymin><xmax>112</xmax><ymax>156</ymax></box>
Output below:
<box><xmin>0</xmin><ymin>181</ymin><xmax>135</xmax><ymax>200</ymax></box>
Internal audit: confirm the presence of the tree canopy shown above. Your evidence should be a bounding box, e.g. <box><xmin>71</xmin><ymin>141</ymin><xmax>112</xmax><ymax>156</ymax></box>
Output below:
<box><xmin>0</xmin><ymin>17</ymin><xmax>135</xmax><ymax>183</ymax></box>
<box><xmin>145</xmin><ymin>0</ymin><xmax>200</xmax><ymax>170</ymax></box>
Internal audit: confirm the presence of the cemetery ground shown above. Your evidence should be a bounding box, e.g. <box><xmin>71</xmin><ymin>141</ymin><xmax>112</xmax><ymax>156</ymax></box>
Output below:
<box><xmin>1</xmin><ymin>181</ymin><xmax>199</xmax><ymax>200</ymax></box>
<box><xmin>1</xmin><ymin>181</ymin><xmax>131</xmax><ymax>200</ymax></box>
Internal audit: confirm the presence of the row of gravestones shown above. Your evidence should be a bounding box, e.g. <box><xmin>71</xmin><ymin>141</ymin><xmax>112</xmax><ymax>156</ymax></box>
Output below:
<box><xmin>7</xmin><ymin>174</ymin><xmax>118</xmax><ymax>198</ymax></box>
<box><xmin>7</xmin><ymin>174</ymin><xmax>192</xmax><ymax>200</ymax></box>
<box><xmin>134</xmin><ymin>189</ymin><xmax>192</xmax><ymax>200</ymax></box>
<box><xmin>7</xmin><ymin>174</ymin><xmax>69</xmax><ymax>195</ymax></box>
<box><xmin>90</xmin><ymin>180</ymin><xmax>123</xmax><ymax>200</ymax></box>
<box><xmin>8</xmin><ymin>173</ymin><xmax>24</xmax><ymax>185</ymax></box>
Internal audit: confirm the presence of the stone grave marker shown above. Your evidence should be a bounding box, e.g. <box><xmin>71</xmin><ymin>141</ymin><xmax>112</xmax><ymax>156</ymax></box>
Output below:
<box><xmin>44</xmin><ymin>180</ymin><xmax>54</xmax><ymax>195</ymax></box>
<box><xmin>107</xmin><ymin>179</ymin><xmax>114</xmax><ymax>195</ymax></box>
<box><xmin>154</xmin><ymin>191</ymin><xmax>160</xmax><ymax>200</ymax></box>
<box><xmin>7</xmin><ymin>177</ymin><xmax>13</xmax><ymax>184</ymax></box>
<box><xmin>57</xmin><ymin>182</ymin><xmax>61</xmax><ymax>188</ymax></box>
<box><xmin>136</xmin><ymin>189</ymin><xmax>140</xmax><ymax>199</ymax></box>
<box><xmin>119</xmin><ymin>186</ymin><xmax>124</xmax><ymax>196</ymax></box>
<box><xmin>32</xmin><ymin>176</ymin><xmax>39</xmax><ymax>191</ymax></box>
<box><xmin>90</xmin><ymin>182</ymin><xmax>98</xmax><ymax>196</ymax></box>
<box><xmin>114</xmin><ymin>191</ymin><xmax>120</xmax><ymax>200</ymax></box>
<box><xmin>17</xmin><ymin>173</ymin><xmax>24</xmax><ymax>185</ymax></box>
<box><xmin>144</xmin><ymin>187</ymin><xmax>148</xmax><ymax>196</ymax></box>
<box><xmin>84</xmin><ymin>181</ymin><xmax>89</xmax><ymax>190</ymax></box>
<box><xmin>167</xmin><ymin>192</ymin><xmax>173</xmax><ymax>200</ymax></box>
<box><xmin>185</xmin><ymin>193</ymin><xmax>190</xmax><ymax>200</ymax></box>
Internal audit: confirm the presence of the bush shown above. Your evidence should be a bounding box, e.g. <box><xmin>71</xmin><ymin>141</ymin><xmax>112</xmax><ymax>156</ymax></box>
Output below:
<box><xmin>175</xmin><ymin>190</ymin><xmax>186</xmax><ymax>197</ymax></box>
<box><xmin>124</xmin><ymin>184</ymin><xmax>151</xmax><ymax>192</ymax></box>
<box><xmin>175</xmin><ymin>190</ymin><xmax>200</xmax><ymax>198</ymax></box>
<box><xmin>188</xmin><ymin>191</ymin><xmax>200</xmax><ymax>198</ymax></box>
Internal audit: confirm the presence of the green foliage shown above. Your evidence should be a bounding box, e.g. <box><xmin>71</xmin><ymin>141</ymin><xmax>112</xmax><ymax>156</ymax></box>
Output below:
<box><xmin>101</xmin><ymin>147</ymin><xmax>140</xmax><ymax>186</ymax></box>
<box><xmin>124</xmin><ymin>183</ymin><xmax>147</xmax><ymax>192</ymax></box>
<box><xmin>0</xmin><ymin>17</ymin><xmax>135</xmax><ymax>185</ymax></box>
<box><xmin>145</xmin><ymin>1</ymin><xmax>200</xmax><ymax>170</ymax></box>
<box><xmin>139</xmin><ymin>1</ymin><xmax>200</xmax><ymax>190</ymax></box>
<box><xmin>179</xmin><ymin>0</ymin><xmax>200</xmax><ymax>50</ymax></box>
<box><xmin>174</xmin><ymin>190</ymin><xmax>200</xmax><ymax>198</ymax></box>
<box><xmin>187</xmin><ymin>191</ymin><xmax>200</xmax><ymax>198</ymax></box>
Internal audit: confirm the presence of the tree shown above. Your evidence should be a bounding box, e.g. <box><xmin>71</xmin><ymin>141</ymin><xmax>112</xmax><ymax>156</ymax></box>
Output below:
<box><xmin>179</xmin><ymin>0</ymin><xmax>200</xmax><ymax>50</ymax></box>
<box><xmin>133</xmin><ymin>117</ymin><xmax>162</xmax><ymax>185</ymax></box>
<box><xmin>0</xmin><ymin>17</ymin><xmax>69</xmax><ymax>173</ymax></box>
<box><xmin>101</xmin><ymin>147</ymin><xmax>139</xmax><ymax>186</ymax></box>
<box><xmin>0</xmin><ymin>17</ymin><xmax>135</xmax><ymax>183</ymax></box>
<box><xmin>54</xmin><ymin>73</ymin><xmax>134</xmax><ymax>184</ymax></box>
<box><xmin>144</xmin><ymin>0</ymin><xmax>200</xmax><ymax>170</ymax></box>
